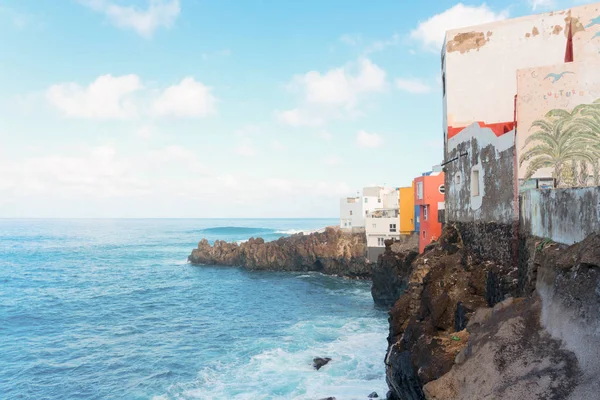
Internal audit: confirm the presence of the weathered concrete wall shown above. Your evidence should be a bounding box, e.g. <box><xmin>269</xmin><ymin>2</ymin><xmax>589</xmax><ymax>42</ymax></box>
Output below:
<box><xmin>520</xmin><ymin>186</ymin><xmax>600</xmax><ymax>244</ymax></box>
<box><xmin>445</xmin><ymin>123</ymin><xmax>515</xmax><ymax>224</ymax></box>
<box><xmin>367</xmin><ymin>246</ymin><xmax>385</xmax><ymax>263</ymax></box>
<box><xmin>454</xmin><ymin>221</ymin><xmax>513</xmax><ymax>268</ymax></box>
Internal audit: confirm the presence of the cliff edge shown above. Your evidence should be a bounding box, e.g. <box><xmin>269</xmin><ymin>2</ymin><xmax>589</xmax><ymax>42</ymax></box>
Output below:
<box><xmin>383</xmin><ymin>225</ymin><xmax>600</xmax><ymax>400</ymax></box>
<box><xmin>188</xmin><ymin>227</ymin><xmax>371</xmax><ymax>278</ymax></box>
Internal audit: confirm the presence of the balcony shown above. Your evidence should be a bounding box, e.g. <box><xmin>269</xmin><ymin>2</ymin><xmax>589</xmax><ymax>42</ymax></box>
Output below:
<box><xmin>366</xmin><ymin>208</ymin><xmax>399</xmax><ymax>218</ymax></box>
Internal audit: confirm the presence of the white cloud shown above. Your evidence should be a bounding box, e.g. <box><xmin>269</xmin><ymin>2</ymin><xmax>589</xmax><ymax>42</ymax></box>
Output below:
<box><xmin>395</xmin><ymin>78</ymin><xmax>432</xmax><ymax>94</ymax></box>
<box><xmin>291</xmin><ymin>58</ymin><xmax>386</xmax><ymax>108</ymax></box>
<box><xmin>153</xmin><ymin>77</ymin><xmax>218</xmax><ymax>118</ymax></box>
<box><xmin>45</xmin><ymin>75</ymin><xmax>217</xmax><ymax>119</ymax></box>
<box><xmin>234</xmin><ymin>138</ymin><xmax>257</xmax><ymax>157</ymax></box>
<box><xmin>135</xmin><ymin>125</ymin><xmax>157</xmax><ymax>139</ymax></box>
<box><xmin>530</xmin><ymin>0</ymin><xmax>555</xmax><ymax>10</ymax></box>
<box><xmin>276</xmin><ymin>108</ymin><xmax>324</xmax><ymax>127</ymax></box>
<box><xmin>46</xmin><ymin>74</ymin><xmax>142</xmax><ymax>119</ymax></box>
<box><xmin>356</xmin><ymin>130</ymin><xmax>383</xmax><ymax>148</ymax></box>
<box><xmin>324</xmin><ymin>155</ymin><xmax>342</xmax><ymax>166</ymax></box>
<box><xmin>411</xmin><ymin>3</ymin><xmax>508</xmax><ymax>51</ymax></box>
<box><xmin>279</xmin><ymin>58</ymin><xmax>387</xmax><ymax>126</ymax></box>
<box><xmin>0</xmin><ymin>144</ymin><xmax>350</xmax><ymax>217</ymax></box>
<box><xmin>80</xmin><ymin>0</ymin><xmax>180</xmax><ymax>38</ymax></box>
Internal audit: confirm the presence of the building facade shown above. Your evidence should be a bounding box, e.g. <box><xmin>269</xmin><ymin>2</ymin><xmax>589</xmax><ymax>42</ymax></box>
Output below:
<box><xmin>365</xmin><ymin>187</ymin><xmax>400</xmax><ymax>261</ymax></box>
<box><xmin>399</xmin><ymin>185</ymin><xmax>416</xmax><ymax>235</ymax></box>
<box><xmin>413</xmin><ymin>171</ymin><xmax>445</xmax><ymax>253</ymax></box>
<box><xmin>442</xmin><ymin>3</ymin><xmax>600</xmax><ymax>265</ymax></box>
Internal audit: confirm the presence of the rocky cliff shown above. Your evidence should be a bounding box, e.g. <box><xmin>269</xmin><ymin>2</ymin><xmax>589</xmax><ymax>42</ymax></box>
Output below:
<box><xmin>188</xmin><ymin>227</ymin><xmax>372</xmax><ymax>278</ymax></box>
<box><xmin>382</xmin><ymin>225</ymin><xmax>600</xmax><ymax>400</ymax></box>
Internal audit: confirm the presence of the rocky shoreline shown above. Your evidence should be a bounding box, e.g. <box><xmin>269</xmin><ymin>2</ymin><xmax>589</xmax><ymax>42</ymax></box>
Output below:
<box><xmin>377</xmin><ymin>225</ymin><xmax>600</xmax><ymax>400</ymax></box>
<box><xmin>188</xmin><ymin>226</ymin><xmax>372</xmax><ymax>279</ymax></box>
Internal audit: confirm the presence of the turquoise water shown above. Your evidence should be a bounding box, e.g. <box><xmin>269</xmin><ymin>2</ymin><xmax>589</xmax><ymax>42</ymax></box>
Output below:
<box><xmin>0</xmin><ymin>219</ymin><xmax>388</xmax><ymax>400</ymax></box>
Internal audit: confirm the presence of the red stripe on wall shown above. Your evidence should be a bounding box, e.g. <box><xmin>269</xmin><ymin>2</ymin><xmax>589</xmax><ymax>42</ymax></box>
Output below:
<box><xmin>447</xmin><ymin>121</ymin><xmax>516</xmax><ymax>139</ymax></box>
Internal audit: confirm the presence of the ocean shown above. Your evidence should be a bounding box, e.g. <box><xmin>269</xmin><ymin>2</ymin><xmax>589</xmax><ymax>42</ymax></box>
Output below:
<box><xmin>0</xmin><ymin>219</ymin><xmax>389</xmax><ymax>400</ymax></box>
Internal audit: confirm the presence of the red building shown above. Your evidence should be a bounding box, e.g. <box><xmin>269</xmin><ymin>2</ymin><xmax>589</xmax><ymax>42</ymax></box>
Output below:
<box><xmin>413</xmin><ymin>171</ymin><xmax>445</xmax><ymax>253</ymax></box>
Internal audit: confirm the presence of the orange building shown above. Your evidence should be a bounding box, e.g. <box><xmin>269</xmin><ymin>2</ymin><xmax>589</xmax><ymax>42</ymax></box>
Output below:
<box><xmin>413</xmin><ymin>171</ymin><xmax>445</xmax><ymax>253</ymax></box>
<box><xmin>398</xmin><ymin>185</ymin><xmax>415</xmax><ymax>235</ymax></box>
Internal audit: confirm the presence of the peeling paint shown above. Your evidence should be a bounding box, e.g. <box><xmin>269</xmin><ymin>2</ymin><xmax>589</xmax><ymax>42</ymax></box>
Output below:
<box><xmin>553</xmin><ymin>25</ymin><xmax>564</xmax><ymax>35</ymax></box>
<box><xmin>447</xmin><ymin>31</ymin><xmax>489</xmax><ymax>54</ymax></box>
<box><xmin>565</xmin><ymin>13</ymin><xmax>585</xmax><ymax>37</ymax></box>
<box><xmin>525</xmin><ymin>33</ymin><xmax>531</xmax><ymax>38</ymax></box>
<box><xmin>532</xmin><ymin>27</ymin><xmax>540</xmax><ymax>36</ymax></box>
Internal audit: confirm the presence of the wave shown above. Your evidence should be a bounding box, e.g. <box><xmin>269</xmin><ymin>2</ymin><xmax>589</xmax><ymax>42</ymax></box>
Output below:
<box><xmin>155</xmin><ymin>318</ymin><xmax>388</xmax><ymax>400</ymax></box>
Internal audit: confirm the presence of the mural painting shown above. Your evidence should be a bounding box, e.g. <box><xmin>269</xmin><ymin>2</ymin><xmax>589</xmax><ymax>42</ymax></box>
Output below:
<box><xmin>517</xmin><ymin>61</ymin><xmax>600</xmax><ymax>188</ymax></box>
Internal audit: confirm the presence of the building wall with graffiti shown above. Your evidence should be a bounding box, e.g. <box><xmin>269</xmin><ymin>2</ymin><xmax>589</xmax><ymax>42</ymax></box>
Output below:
<box><xmin>517</xmin><ymin>60</ymin><xmax>600</xmax><ymax>187</ymax></box>
<box><xmin>443</xmin><ymin>2</ymin><xmax>600</xmax><ymax>225</ymax></box>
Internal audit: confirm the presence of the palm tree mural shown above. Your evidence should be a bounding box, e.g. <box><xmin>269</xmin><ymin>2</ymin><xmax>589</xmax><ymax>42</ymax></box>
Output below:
<box><xmin>519</xmin><ymin>103</ymin><xmax>600</xmax><ymax>187</ymax></box>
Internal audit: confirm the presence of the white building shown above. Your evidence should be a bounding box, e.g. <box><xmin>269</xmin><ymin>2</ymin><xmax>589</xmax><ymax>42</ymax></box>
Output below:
<box><xmin>365</xmin><ymin>188</ymin><xmax>400</xmax><ymax>261</ymax></box>
<box><xmin>340</xmin><ymin>186</ymin><xmax>400</xmax><ymax>261</ymax></box>
<box><xmin>339</xmin><ymin>196</ymin><xmax>364</xmax><ymax>230</ymax></box>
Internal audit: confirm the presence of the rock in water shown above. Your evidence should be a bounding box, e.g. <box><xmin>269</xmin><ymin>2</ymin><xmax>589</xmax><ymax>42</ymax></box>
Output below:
<box><xmin>368</xmin><ymin>392</ymin><xmax>379</xmax><ymax>398</ymax></box>
<box><xmin>188</xmin><ymin>227</ymin><xmax>371</xmax><ymax>278</ymax></box>
<box><xmin>313</xmin><ymin>357</ymin><xmax>331</xmax><ymax>370</ymax></box>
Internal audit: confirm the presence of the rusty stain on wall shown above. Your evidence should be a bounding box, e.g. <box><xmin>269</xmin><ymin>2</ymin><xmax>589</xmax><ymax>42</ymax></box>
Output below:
<box><xmin>553</xmin><ymin>25</ymin><xmax>564</xmax><ymax>35</ymax></box>
<box><xmin>447</xmin><ymin>31</ymin><xmax>489</xmax><ymax>54</ymax></box>
<box><xmin>565</xmin><ymin>13</ymin><xmax>585</xmax><ymax>37</ymax></box>
<box><xmin>526</xmin><ymin>33</ymin><xmax>531</xmax><ymax>38</ymax></box>
<box><xmin>532</xmin><ymin>27</ymin><xmax>540</xmax><ymax>36</ymax></box>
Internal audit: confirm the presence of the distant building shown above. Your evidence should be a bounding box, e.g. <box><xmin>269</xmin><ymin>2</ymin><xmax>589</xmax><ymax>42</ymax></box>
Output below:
<box><xmin>414</xmin><ymin>171</ymin><xmax>445</xmax><ymax>253</ymax></box>
<box><xmin>398</xmin><ymin>185</ymin><xmax>416</xmax><ymax>235</ymax></box>
<box><xmin>339</xmin><ymin>196</ymin><xmax>364</xmax><ymax>231</ymax></box>
<box><xmin>339</xmin><ymin>186</ymin><xmax>394</xmax><ymax>231</ymax></box>
<box><xmin>365</xmin><ymin>187</ymin><xmax>400</xmax><ymax>262</ymax></box>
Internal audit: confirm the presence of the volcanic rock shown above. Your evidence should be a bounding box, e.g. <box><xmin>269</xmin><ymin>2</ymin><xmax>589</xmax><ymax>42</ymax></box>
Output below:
<box><xmin>188</xmin><ymin>227</ymin><xmax>371</xmax><ymax>278</ymax></box>
<box><xmin>313</xmin><ymin>357</ymin><xmax>331</xmax><ymax>370</ymax></box>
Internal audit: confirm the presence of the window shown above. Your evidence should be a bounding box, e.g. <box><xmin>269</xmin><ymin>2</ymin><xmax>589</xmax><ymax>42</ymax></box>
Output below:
<box><xmin>389</xmin><ymin>224</ymin><xmax>397</xmax><ymax>233</ymax></box>
<box><xmin>423</xmin><ymin>231</ymin><xmax>426</xmax><ymax>238</ymax></box>
<box><xmin>472</xmin><ymin>170</ymin><xmax>480</xmax><ymax>197</ymax></box>
<box><xmin>348</xmin><ymin>222</ymin><xmax>352</xmax><ymax>226</ymax></box>
<box><xmin>439</xmin><ymin>184</ymin><xmax>445</xmax><ymax>194</ymax></box>
<box><xmin>365</xmin><ymin>210</ymin><xmax>368</xmax><ymax>216</ymax></box>
<box><xmin>416</xmin><ymin>216</ymin><xmax>420</xmax><ymax>223</ymax></box>
<box><xmin>424</xmin><ymin>206</ymin><xmax>428</xmax><ymax>221</ymax></box>
<box><xmin>417</xmin><ymin>182</ymin><xmax>424</xmax><ymax>200</ymax></box>
<box><xmin>378</xmin><ymin>237</ymin><xmax>385</xmax><ymax>246</ymax></box>
<box><xmin>378</xmin><ymin>198</ymin><xmax>382</xmax><ymax>203</ymax></box>
<box><xmin>364</xmin><ymin>198</ymin><xmax>368</xmax><ymax>203</ymax></box>
<box><xmin>349</xmin><ymin>210</ymin><xmax>353</xmax><ymax>216</ymax></box>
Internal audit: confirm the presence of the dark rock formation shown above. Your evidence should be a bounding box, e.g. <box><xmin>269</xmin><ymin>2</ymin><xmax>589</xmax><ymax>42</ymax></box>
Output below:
<box><xmin>371</xmin><ymin>239</ymin><xmax>418</xmax><ymax>308</ymax></box>
<box><xmin>384</xmin><ymin>225</ymin><xmax>600</xmax><ymax>400</ymax></box>
<box><xmin>313</xmin><ymin>357</ymin><xmax>331</xmax><ymax>370</ymax></box>
<box><xmin>188</xmin><ymin>227</ymin><xmax>371</xmax><ymax>278</ymax></box>
<box><xmin>423</xmin><ymin>296</ymin><xmax>580</xmax><ymax>399</ymax></box>
<box><xmin>368</xmin><ymin>392</ymin><xmax>379</xmax><ymax>398</ymax></box>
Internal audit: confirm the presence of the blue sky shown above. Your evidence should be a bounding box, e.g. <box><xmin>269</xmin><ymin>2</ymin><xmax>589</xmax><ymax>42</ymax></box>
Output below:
<box><xmin>0</xmin><ymin>0</ymin><xmax>592</xmax><ymax>217</ymax></box>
